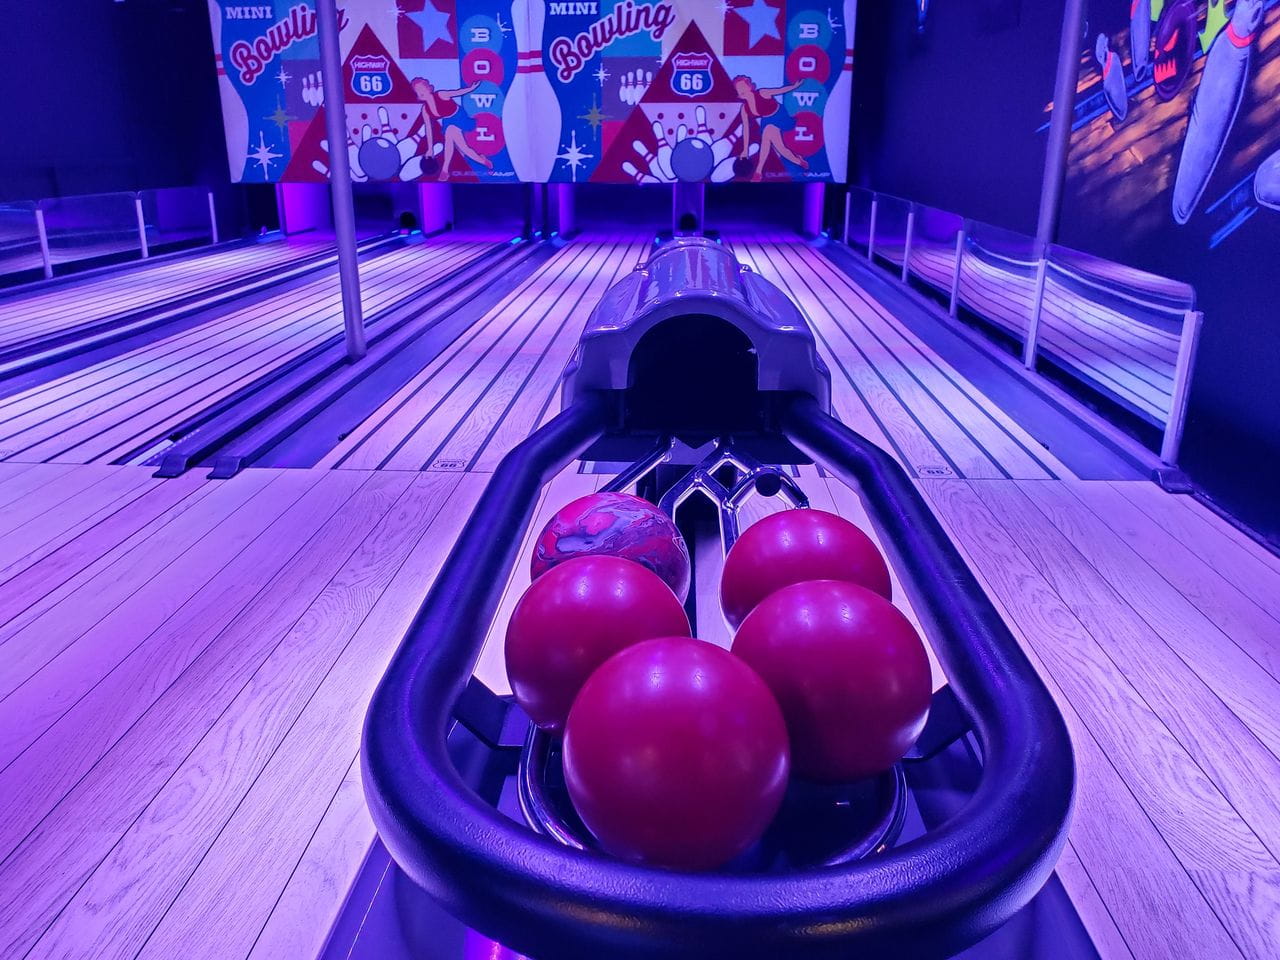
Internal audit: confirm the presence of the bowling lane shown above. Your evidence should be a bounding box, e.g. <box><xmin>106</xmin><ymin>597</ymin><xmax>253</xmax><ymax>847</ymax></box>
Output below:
<box><xmin>318</xmin><ymin>233</ymin><xmax>649</xmax><ymax>472</ymax></box>
<box><xmin>730</xmin><ymin>234</ymin><xmax>1072</xmax><ymax>480</ymax></box>
<box><xmin>0</xmin><ymin>235</ymin><xmax>339</xmax><ymax>354</ymax></box>
<box><xmin>0</xmin><ymin>235</ymin><xmax>499</xmax><ymax>465</ymax></box>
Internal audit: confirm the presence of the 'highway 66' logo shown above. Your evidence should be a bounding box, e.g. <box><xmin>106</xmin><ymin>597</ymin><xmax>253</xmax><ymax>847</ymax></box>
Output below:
<box><xmin>670</xmin><ymin>51</ymin><xmax>711</xmax><ymax>97</ymax></box>
<box><xmin>350</xmin><ymin>55</ymin><xmax>391</xmax><ymax>97</ymax></box>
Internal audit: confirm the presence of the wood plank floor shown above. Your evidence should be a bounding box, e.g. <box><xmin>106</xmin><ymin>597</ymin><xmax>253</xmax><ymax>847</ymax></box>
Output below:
<box><xmin>0</xmin><ymin>237</ymin><xmax>495</xmax><ymax>466</ymax></box>
<box><xmin>317</xmin><ymin>233</ymin><xmax>647</xmax><ymax>472</ymax></box>
<box><xmin>0</xmin><ymin>236</ymin><xmax>334</xmax><ymax>352</ymax></box>
<box><xmin>0</xmin><ymin>233</ymin><xmax>1276</xmax><ymax>960</ymax></box>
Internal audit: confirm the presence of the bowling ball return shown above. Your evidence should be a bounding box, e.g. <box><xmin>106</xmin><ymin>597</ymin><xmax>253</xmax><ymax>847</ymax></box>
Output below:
<box><xmin>350</xmin><ymin>238</ymin><xmax>1085</xmax><ymax>959</ymax></box>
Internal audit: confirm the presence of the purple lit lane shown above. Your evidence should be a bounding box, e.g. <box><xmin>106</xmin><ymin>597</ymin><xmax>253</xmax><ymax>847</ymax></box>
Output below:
<box><xmin>731</xmin><ymin>234</ymin><xmax>1070</xmax><ymax>481</ymax></box>
<box><xmin>0</xmin><ymin>235</ymin><xmax>500</xmax><ymax>465</ymax></box>
<box><xmin>0</xmin><ymin>236</ymin><xmax>334</xmax><ymax>352</ymax></box>
<box><xmin>318</xmin><ymin>235</ymin><xmax>646</xmax><ymax>472</ymax></box>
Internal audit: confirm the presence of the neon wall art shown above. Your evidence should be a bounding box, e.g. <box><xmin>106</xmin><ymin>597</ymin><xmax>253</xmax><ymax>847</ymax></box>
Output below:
<box><xmin>207</xmin><ymin>0</ymin><xmax>855</xmax><ymax>184</ymax></box>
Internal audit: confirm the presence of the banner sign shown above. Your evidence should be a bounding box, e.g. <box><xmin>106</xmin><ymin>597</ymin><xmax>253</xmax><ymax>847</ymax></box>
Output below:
<box><xmin>206</xmin><ymin>0</ymin><xmax>855</xmax><ymax>183</ymax></box>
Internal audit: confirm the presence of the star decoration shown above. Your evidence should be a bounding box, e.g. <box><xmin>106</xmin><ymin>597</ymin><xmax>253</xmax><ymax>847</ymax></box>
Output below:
<box><xmin>275</xmin><ymin>64</ymin><xmax>292</xmax><ymax>87</ymax></box>
<box><xmin>716</xmin><ymin>0</ymin><xmax>732</xmax><ymax>15</ymax></box>
<box><xmin>265</xmin><ymin>98</ymin><xmax>294</xmax><ymax>132</ymax></box>
<box><xmin>248</xmin><ymin>131</ymin><xmax>282</xmax><ymax>178</ymax></box>
<box><xmin>557</xmin><ymin>130</ymin><xmax>593</xmax><ymax>182</ymax></box>
<box><xmin>733</xmin><ymin>0</ymin><xmax>781</xmax><ymax>48</ymax></box>
<box><xmin>408</xmin><ymin>1</ymin><xmax>452</xmax><ymax>48</ymax></box>
<box><xmin>577</xmin><ymin>97</ymin><xmax>609</xmax><ymax>138</ymax></box>
<box><xmin>827</xmin><ymin>6</ymin><xmax>841</xmax><ymax>29</ymax></box>
<box><xmin>593</xmin><ymin>62</ymin><xmax>610</xmax><ymax>86</ymax></box>
<box><xmin>495</xmin><ymin>12</ymin><xmax>513</xmax><ymax>35</ymax></box>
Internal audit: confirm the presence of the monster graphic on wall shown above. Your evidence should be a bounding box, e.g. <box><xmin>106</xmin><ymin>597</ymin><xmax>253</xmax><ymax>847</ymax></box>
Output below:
<box><xmin>1052</xmin><ymin>0</ymin><xmax>1280</xmax><ymax>248</ymax></box>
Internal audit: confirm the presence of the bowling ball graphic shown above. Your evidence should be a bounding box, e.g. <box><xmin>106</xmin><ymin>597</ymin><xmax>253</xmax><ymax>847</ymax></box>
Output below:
<box><xmin>670</xmin><ymin>137</ymin><xmax>714</xmax><ymax>182</ymax></box>
<box><xmin>1153</xmin><ymin>0</ymin><xmax>1197</xmax><ymax>101</ymax></box>
<box><xmin>358</xmin><ymin>137</ymin><xmax>402</xmax><ymax>180</ymax></box>
<box><xmin>732</xmin><ymin>156</ymin><xmax>754</xmax><ymax>179</ymax></box>
<box><xmin>531</xmin><ymin>492</ymin><xmax>691</xmax><ymax>602</ymax></box>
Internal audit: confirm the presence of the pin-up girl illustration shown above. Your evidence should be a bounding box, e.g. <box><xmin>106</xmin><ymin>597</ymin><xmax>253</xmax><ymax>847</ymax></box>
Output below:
<box><xmin>410</xmin><ymin>77</ymin><xmax>493</xmax><ymax>180</ymax></box>
<box><xmin>733</xmin><ymin>76</ymin><xmax>806</xmax><ymax>180</ymax></box>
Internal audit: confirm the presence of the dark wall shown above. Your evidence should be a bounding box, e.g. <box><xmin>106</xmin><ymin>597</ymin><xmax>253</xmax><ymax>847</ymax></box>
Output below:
<box><xmin>0</xmin><ymin>0</ymin><xmax>226</xmax><ymax>201</ymax></box>
<box><xmin>1055</xmin><ymin>1</ymin><xmax>1280</xmax><ymax>539</ymax></box>
<box><xmin>853</xmin><ymin>1</ymin><xmax>1064</xmax><ymax>233</ymax></box>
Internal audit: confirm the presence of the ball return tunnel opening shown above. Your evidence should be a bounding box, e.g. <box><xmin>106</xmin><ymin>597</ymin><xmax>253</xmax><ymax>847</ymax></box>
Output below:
<box><xmin>343</xmin><ymin>238</ymin><xmax>1089</xmax><ymax>960</ymax></box>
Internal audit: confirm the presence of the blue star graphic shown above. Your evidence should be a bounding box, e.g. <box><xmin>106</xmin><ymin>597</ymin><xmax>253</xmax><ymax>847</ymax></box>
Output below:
<box><xmin>408</xmin><ymin>1</ymin><xmax>452</xmax><ymax>49</ymax></box>
<box><xmin>734</xmin><ymin>0</ymin><xmax>781</xmax><ymax>49</ymax></box>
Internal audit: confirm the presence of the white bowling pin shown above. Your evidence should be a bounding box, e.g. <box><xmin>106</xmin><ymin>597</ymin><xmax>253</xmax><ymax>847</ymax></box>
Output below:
<box><xmin>1096</xmin><ymin>34</ymin><xmax>1128</xmax><ymax>123</ymax></box>
<box><xmin>504</xmin><ymin>0</ymin><xmax>561</xmax><ymax>181</ymax></box>
<box><xmin>1255</xmin><ymin>148</ymin><xmax>1280</xmax><ymax>210</ymax></box>
<box><xmin>711</xmin><ymin>139</ymin><xmax>758</xmax><ymax>182</ymax></box>
<box><xmin>694</xmin><ymin>105</ymin><xmax>712</xmax><ymax>144</ymax></box>
<box><xmin>1172</xmin><ymin>0</ymin><xmax>1263</xmax><ymax>223</ymax></box>
<box><xmin>650</xmin><ymin>120</ymin><xmax>674</xmax><ymax>181</ymax></box>
<box><xmin>622</xmin><ymin>161</ymin><xmax>660</xmax><ymax>184</ymax></box>
<box><xmin>824</xmin><ymin>0</ymin><xmax>857</xmax><ymax>183</ymax></box>
<box><xmin>1130</xmin><ymin>0</ymin><xmax>1152</xmax><ymax>80</ymax></box>
<box><xmin>207</xmin><ymin>1</ymin><xmax>249</xmax><ymax>180</ymax></box>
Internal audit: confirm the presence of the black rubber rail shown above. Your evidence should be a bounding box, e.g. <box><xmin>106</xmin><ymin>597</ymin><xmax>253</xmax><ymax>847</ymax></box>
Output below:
<box><xmin>145</xmin><ymin>239</ymin><xmax>528</xmax><ymax>477</ymax></box>
<box><xmin>361</xmin><ymin>392</ymin><xmax>1074</xmax><ymax>960</ymax></box>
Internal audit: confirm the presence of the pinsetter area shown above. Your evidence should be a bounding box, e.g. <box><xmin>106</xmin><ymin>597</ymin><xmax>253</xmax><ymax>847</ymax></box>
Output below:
<box><xmin>0</xmin><ymin>3</ymin><xmax>1277</xmax><ymax>959</ymax></box>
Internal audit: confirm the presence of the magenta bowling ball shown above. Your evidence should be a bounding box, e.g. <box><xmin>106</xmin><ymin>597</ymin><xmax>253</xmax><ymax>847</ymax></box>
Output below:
<box><xmin>531</xmin><ymin>492</ymin><xmax>690</xmax><ymax>601</ymax></box>
<box><xmin>720</xmin><ymin>508</ymin><xmax>891</xmax><ymax>629</ymax></box>
<box><xmin>732</xmin><ymin>580</ymin><xmax>932</xmax><ymax>782</ymax></box>
<box><xmin>563</xmin><ymin>637</ymin><xmax>790</xmax><ymax>870</ymax></box>
<box><xmin>505</xmin><ymin>556</ymin><xmax>690</xmax><ymax>732</ymax></box>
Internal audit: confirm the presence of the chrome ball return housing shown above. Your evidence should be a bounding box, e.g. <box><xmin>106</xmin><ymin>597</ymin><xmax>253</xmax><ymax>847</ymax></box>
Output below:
<box><xmin>360</xmin><ymin>238</ymin><xmax>1076</xmax><ymax>959</ymax></box>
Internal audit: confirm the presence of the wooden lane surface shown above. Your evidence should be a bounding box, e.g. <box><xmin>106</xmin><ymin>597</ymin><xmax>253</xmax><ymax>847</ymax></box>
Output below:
<box><xmin>0</xmin><ymin>237</ymin><xmax>333</xmax><ymax>350</ymax></box>
<box><xmin>320</xmin><ymin>235</ymin><xmax>645</xmax><ymax>472</ymax></box>
<box><xmin>731</xmin><ymin>235</ymin><xmax>1069</xmax><ymax>481</ymax></box>
<box><xmin>0</xmin><ymin>238</ymin><xmax>493</xmax><ymax>465</ymax></box>
<box><xmin>922</xmin><ymin>478</ymin><xmax>1280</xmax><ymax>959</ymax></box>
<box><xmin>0</xmin><ymin>465</ymin><xmax>485</xmax><ymax>960</ymax></box>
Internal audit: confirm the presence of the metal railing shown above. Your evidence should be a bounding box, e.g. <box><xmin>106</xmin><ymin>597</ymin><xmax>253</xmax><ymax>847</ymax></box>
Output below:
<box><xmin>838</xmin><ymin>185</ymin><xmax>1202</xmax><ymax>465</ymax></box>
<box><xmin>0</xmin><ymin>186</ymin><xmax>221</xmax><ymax>282</ymax></box>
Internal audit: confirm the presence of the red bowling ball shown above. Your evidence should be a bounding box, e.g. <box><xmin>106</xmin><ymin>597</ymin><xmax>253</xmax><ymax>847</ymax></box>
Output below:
<box><xmin>732</xmin><ymin>580</ymin><xmax>932</xmax><ymax>782</ymax></box>
<box><xmin>720</xmin><ymin>508</ymin><xmax>891</xmax><ymax>629</ymax></box>
<box><xmin>505</xmin><ymin>556</ymin><xmax>690</xmax><ymax>732</ymax></box>
<box><xmin>563</xmin><ymin>637</ymin><xmax>790</xmax><ymax>871</ymax></box>
<box><xmin>531</xmin><ymin>491</ymin><xmax>691</xmax><ymax>601</ymax></box>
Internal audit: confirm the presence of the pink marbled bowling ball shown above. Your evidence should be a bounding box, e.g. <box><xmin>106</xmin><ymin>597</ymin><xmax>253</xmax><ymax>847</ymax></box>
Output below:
<box><xmin>531</xmin><ymin>492</ymin><xmax>691</xmax><ymax>602</ymax></box>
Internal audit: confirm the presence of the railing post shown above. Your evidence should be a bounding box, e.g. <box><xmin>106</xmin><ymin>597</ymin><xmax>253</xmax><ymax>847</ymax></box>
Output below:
<box><xmin>1023</xmin><ymin>252</ymin><xmax>1048</xmax><ymax>368</ymax></box>
<box><xmin>1161</xmin><ymin>309</ymin><xmax>1203</xmax><ymax>464</ymax></box>
<box><xmin>842</xmin><ymin>189</ymin><xmax>851</xmax><ymax>245</ymax></box>
<box><xmin>901</xmin><ymin>206</ymin><xmax>915</xmax><ymax>283</ymax></box>
<box><xmin>867</xmin><ymin>196</ymin><xmax>878</xmax><ymax>262</ymax></box>
<box><xmin>134</xmin><ymin>193</ymin><xmax>150</xmax><ymax>259</ymax></box>
<box><xmin>317</xmin><ymin>0</ymin><xmax>366</xmax><ymax>360</ymax></box>
<box><xmin>207</xmin><ymin>190</ymin><xmax>219</xmax><ymax>244</ymax></box>
<box><xmin>34</xmin><ymin>205</ymin><xmax>52</xmax><ymax>280</ymax></box>
<box><xmin>949</xmin><ymin>225</ymin><xmax>966</xmax><ymax>318</ymax></box>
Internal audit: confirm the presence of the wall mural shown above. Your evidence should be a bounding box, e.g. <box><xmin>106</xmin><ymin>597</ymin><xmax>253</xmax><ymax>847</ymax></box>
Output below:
<box><xmin>207</xmin><ymin>0</ymin><xmax>855</xmax><ymax>184</ymax></box>
<box><xmin>1053</xmin><ymin>0</ymin><xmax>1280</xmax><ymax>248</ymax></box>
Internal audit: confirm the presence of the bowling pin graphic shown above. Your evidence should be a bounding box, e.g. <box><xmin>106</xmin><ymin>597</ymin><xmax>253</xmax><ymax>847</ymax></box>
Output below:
<box><xmin>1096</xmin><ymin>34</ymin><xmax>1128</xmax><ymax>123</ymax></box>
<box><xmin>1172</xmin><ymin>0</ymin><xmax>1264</xmax><ymax>224</ymax></box>
<box><xmin>824</xmin><ymin>0</ymin><xmax>857</xmax><ymax>183</ymax></box>
<box><xmin>1130</xmin><ymin>0</ymin><xmax>1152</xmax><ymax>80</ymax></box>
<box><xmin>503</xmin><ymin>0</ymin><xmax>562</xmax><ymax>182</ymax></box>
<box><xmin>1255</xmin><ymin>149</ymin><xmax>1280</xmax><ymax>211</ymax></box>
<box><xmin>207</xmin><ymin>0</ymin><xmax>249</xmax><ymax>180</ymax></box>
